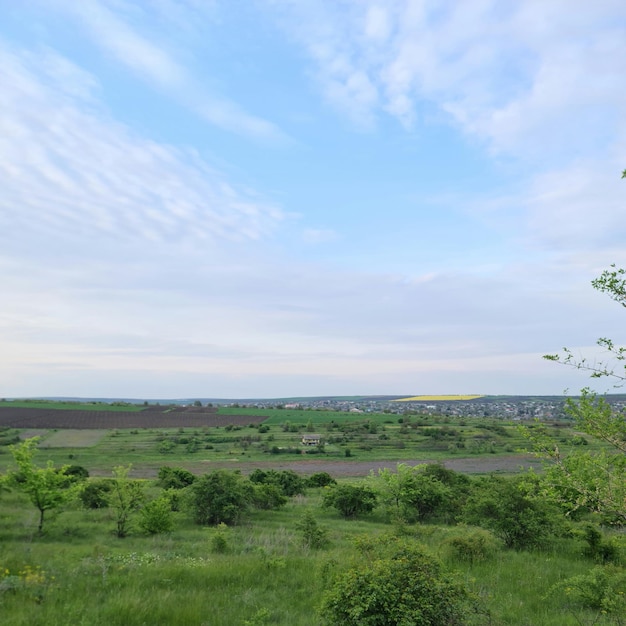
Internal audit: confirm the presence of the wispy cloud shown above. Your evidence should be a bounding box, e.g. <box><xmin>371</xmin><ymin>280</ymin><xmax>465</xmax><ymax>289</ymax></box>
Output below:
<box><xmin>0</xmin><ymin>43</ymin><xmax>283</xmax><ymax>248</ymax></box>
<box><xmin>267</xmin><ymin>0</ymin><xmax>626</xmax><ymax>155</ymax></box>
<box><xmin>49</xmin><ymin>0</ymin><xmax>285</xmax><ymax>141</ymax></box>
<box><xmin>265</xmin><ymin>1</ymin><xmax>626</xmax><ymax>262</ymax></box>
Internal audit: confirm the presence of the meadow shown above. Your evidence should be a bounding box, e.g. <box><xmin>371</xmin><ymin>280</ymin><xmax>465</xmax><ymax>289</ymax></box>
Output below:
<box><xmin>1</xmin><ymin>407</ymin><xmax>624</xmax><ymax>625</ymax></box>
<box><xmin>0</xmin><ymin>409</ymin><xmax>551</xmax><ymax>477</ymax></box>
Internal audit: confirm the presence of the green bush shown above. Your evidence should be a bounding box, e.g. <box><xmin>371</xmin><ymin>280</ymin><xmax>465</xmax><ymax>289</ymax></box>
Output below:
<box><xmin>210</xmin><ymin>523</ymin><xmax>230</xmax><ymax>553</ymax></box>
<box><xmin>320</xmin><ymin>537</ymin><xmax>481</xmax><ymax>625</ymax></box>
<box><xmin>307</xmin><ymin>472</ymin><xmax>337</xmax><ymax>487</ymax></box>
<box><xmin>157</xmin><ymin>466</ymin><xmax>195</xmax><ymax>489</ymax></box>
<box><xmin>442</xmin><ymin>528</ymin><xmax>501</xmax><ymax>563</ymax></box>
<box><xmin>581</xmin><ymin>524</ymin><xmax>621</xmax><ymax>564</ymax></box>
<box><xmin>139</xmin><ymin>496</ymin><xmax>174</xmax><ymax>535</ymax></box>
<box><xmin>190</xmin><ymin>470</ymin><xmax>253</xmax><ymax>525</ymax></box>
<box><xmin>549</xmin><ymin>564</ymin><xmax>626</xmax><ymax>616</ymax></box>
<box><xmin>322</xmin><ymin>484</ymin><xmax>377</xmax><ymax>519</ymax></box>
<box><xmin>462</xmin><ymin>476</ymin><xmax>560</xmax><ymax>549</ymax></box>
<box><xmin>251</xmin><ymin>483</ymin><xmax>288</xmax><ymax>510</ymax></box>
<box><xmin>295</xmin><ymin>509</ymin><xmax>328</xmax><ymax>549</ymax></box>
<box><xmin>80</xmin><ymin>479</ymin><xmax>112</xmax><ymax>509</ymax></box>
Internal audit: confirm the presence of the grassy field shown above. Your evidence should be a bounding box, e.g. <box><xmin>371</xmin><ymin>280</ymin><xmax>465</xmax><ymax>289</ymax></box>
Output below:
<box><xmin>1</xmin><ymin>406</ymin><xmax>624</xmax><ymax>625</ymax></box>
<box><xmin>1</xmin><ymin>479</ymin><xmax>622</xmax><ymax>625</ymax></box>
<box><xmin>0</xmin><ymin>412</ymin><xmax>560</xmax><ymax>477</ymax></box>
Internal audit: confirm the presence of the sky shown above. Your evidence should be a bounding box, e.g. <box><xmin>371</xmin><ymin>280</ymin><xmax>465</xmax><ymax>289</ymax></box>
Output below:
<box><xmin>1</xmin><ymin>0</ymin><xmax>626</xmax><ymax>400</ymax></box>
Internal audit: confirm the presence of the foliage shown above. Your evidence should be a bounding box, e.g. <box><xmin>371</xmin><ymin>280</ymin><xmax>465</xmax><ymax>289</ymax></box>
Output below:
<box><xmin>538</xmin><ymin>256</ymin><xmax>626</xmax><ymax>525</ymax></box>
<box><xmin>320</xmin><ymin>536</ymin><xmax>481</xmax><ymax>625</ymax></box>
<box><xmin>210</xmin><ymin>523</ymin><xmax>230</xmax><ymax>553</ymax></box>
<box><xmin>295</xmin><ymin>509</ymin><xmax>329</xmax><ymax>549</ymax></box>
<box><xmin>189</xmin><ymin>469</ymin><xmax>253</xmax><ymax>525</ymax></box>
<box><xmin>248</xmin><ymin>468</ymin><xmax>307</xmax><ymax>497</ymax></box>
<box><xmin>306</xmin><ymin>471</ymin><xmax>337</xmax><ymax>487</ymax></box>
<box><xmin>138</xmin><ymin>496</ymin><xmax>174</xmax><ymax>535</ymax></box>
<box><xmin>157</xmin><ymin>466</ymin><xmax>195</xmax><ymax>489</ymax></box>
<box><xmin>250</xmin><ymin>482</ymin><xmax>288</xmax><ymax>510</ymax></box>
<box><xmin>580</xmin><ymin>524</ymin><xmax>621</xmax><ymax>564</ymax></box>
<box><xmin>7</xmin><ymin>438</ymin><xmax>79</xmax><ymax>533</ymax></box>
<box><xmin>322</xmin><ymin>484</ymin><xmax>378</xmax><ymax>519</ymax></box>
<box><xmin>548</xmin><ymin>564</ymin><xmax>626</xmax><ymax>621</ymax></box>
<box><xmin>462</xmin><ymin>476</ymin><xmax>559</xmax><ymax>549</ymax></box>
<box><xmin>371</xmin><ymin>463</ymin><xmax>455</xmax><ymax>523</ymax></box>
<box><xmin>108</xmin><ymin>465</ymin><xmax>145</xmax><ymax>538</ymax></box>
<box><xmin>63</xmin><ymin>465</ymin><xmax>90</xmax><ymax>480</ymax></box>
<box><xmin>441</xmin><ymin>527</ymin><xmax>502</xmax><ymax>564</ymax></box>
<box><xmin>80</xmin><ymin>479</ymin><xmax>113</xmax><ymax>509</ymax></box>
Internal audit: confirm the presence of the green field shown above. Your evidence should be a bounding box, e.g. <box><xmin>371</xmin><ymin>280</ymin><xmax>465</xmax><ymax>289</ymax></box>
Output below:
<box><xmin>1</xmin><ymin>463</ymin><xmax>623</xmax><ymax>625</ymax></box>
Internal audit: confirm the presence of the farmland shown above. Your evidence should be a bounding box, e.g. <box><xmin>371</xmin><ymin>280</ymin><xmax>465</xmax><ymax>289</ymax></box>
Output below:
<box><xmin>1</xmin><ymin>399</ymin><xmax>624</xmax><ymax>625</ymax></box>
<box><xmin>0</xmin><ymin>400</ymin><xmax>583</xmax><ymax>477</ymax></box>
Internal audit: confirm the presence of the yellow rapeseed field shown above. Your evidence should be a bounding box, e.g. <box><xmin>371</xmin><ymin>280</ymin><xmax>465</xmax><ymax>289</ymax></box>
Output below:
<box><xmin>393</xmin><ymin>395</ymin><xmax>484</xmax><ymax>402</ymax></box>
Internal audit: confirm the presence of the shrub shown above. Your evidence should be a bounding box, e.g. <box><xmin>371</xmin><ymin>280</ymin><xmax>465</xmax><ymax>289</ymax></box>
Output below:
<box><xmin>442</xmin><ymin>528</ymin><xmax>501</xmax><ymax>564</ymax></box>
<box><xmin>306</xmin><ymin>472</ymin><xmax>337</xmax><ymax>488</ymax></box>
<box><xmin>548</xmin><ymin>564</ymin><xmax>626</xmax><ymax>617</ymax></box>
<box><xmin>157</xmin><ymin>466</ymin><xmax>195</xmax><ymax>489</ymax></box>
<box><xmin>462</xmin><ymin>476</ymin><xmax>560</xmax><ymax>549</ymax></box>
<box><xmin>295</xmin><ymin>509</ymin><xmax>328</xmax><ymax>549</ymax></box>
<box><xmin>322</xmin><ymin>484</ymin><xmax>377</xmax><ymax>519</ymax></box>
<box><xmin>210</xmin><ymin>523</ymin><xmax>230</xmax><ymax>554</ymax></box>
<box><xmin>248</xmin><ymin>469</ymin><xmax>306</xmax><ymax>497</ymax></box>
<box><xmin>251</xmin><ymin>483</ymin><xmax>288</xmax><ymax>510</ymax></box>
<box><xmin>80</xmin><ymin>479</ymin><xmax>112</xmax><ymax>509</ymax></box>
<box><xmin>581</xmin><ymin>524</ymin><xmax>621</xmax><ymax>564</ymax></box>
<box><xmin>320</xmin><ymin>537</ymin><xmax>481</xmax><ymax>625</ymax></box>
<box><xmin>139</xmin><ymin>496</ymin><xmax>174</xmax><ymax>535</ymax></box>
<box><xmin>190</xmin><ymin>470</ymin><xmax>253</xmax><ymax>525</ymax></box>
<box><xmin>63</xmin><ymin>465</ymin><xmax>90</xmax><ymax>480</ymax></box>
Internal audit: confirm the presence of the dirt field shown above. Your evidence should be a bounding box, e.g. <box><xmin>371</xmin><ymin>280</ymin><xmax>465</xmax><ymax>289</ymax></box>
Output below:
<box><xmin>127</xmin><ymin>453</ymin><xmax>542</xmax><ymax>479</ymax></box>
<box><xmin>0</xmin><ymin>406</ymin><xmax>265</xmax><ymax>429</ymax></box>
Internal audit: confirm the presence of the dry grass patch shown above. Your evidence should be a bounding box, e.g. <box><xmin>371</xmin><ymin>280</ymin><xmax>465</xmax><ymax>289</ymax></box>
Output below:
<box><xmin>39</xmin><ymin>429</ymin><xmax>108</xmax><ymax>448</ymax></box>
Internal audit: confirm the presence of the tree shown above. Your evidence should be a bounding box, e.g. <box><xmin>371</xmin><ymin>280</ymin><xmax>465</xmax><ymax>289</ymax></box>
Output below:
<box><xmin>539</xmin><ymin>258</ymin><xmax>626</xmax><ymax>524</ymax></box>
<box><xmin>461</xmin><ymin>475</ymin><xmax>559</xmax><ymax>549</ymax></box>
<box><xmin>189</xmin><ymin>469</ymin><xmax>253</xmax><ymax>525</ymax></box>
<box><xmin>248</xmin><ymin>468</ymin><xmax>306</xmax><ymax>497</ymax></box>
<box><xmin>372</xmin><ymin>463</ymin><xmax>454</xmax><ymax>523</ymax></box>
<box><xmin>320</xmin><ymin>536</ymin><xmax>480</xmax><ymax>625</ymax></box>
<box><xmin>79</xmin><ymin>479</ymin><xmax>113</xmax><ymax>509</ymax></box>
<box><xmin>7</xmin><ymin>438</ymin><xmax>79</xmax><ymax>533</ymax></box>
<box><xmin>157</xmin><ymin>466</ymin><xmax>195</xmax><ymax>489</ymax></box>
<box><xmin>108</xmin><ymin>465</ymin><xmax>145</xmax><ymax>538</ymax></box>
<box><xmin>322</xmin><ymin>484</ymin><xmax>377</xmax><ymax>519</ymax></box>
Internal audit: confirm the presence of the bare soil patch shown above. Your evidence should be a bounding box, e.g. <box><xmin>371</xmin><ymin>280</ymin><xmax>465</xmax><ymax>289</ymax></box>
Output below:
<box><xmin>0</xmin><ymin>407</ymin><xmax>265</xmax><ymax>429</ymax></box>
<box><xmin>127</xmin><ymin>453</ymin><xmax>541</xmax><ymax>479</ymax></box>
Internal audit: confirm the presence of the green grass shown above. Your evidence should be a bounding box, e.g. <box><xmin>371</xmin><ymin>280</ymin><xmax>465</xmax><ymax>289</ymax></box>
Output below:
<box><xmin>1</xmin><ymin>484</ymin><xmax>623</xmax><ymax>625</ymax></box>
<box><xmin>0</xmin><ymin>415</ymin><xmax>596</xmax><ymax>478</ymax></box>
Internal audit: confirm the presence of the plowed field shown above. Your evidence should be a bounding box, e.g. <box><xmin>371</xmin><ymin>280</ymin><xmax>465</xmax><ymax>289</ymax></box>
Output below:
<box><xmin>0</xmin><ymin>406</ymin><xmax>265</xmax><ymax>429</ymax></box>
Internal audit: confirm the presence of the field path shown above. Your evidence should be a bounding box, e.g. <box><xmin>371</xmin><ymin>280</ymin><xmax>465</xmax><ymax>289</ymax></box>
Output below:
<box><xmin>125</xmin><ymin>453</ymin><xmax>541</xmax><ymax>479</ymax></box>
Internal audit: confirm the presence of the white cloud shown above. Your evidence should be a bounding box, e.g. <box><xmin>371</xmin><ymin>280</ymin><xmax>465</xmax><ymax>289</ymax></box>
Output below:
<box><xmin>302</xmin><ymin>228</ymin><xmax>338</xmax><ymax>244</ymax></box>
<box><xmin>267</xmin><ymin>0</ymin><xmax>626</xmax><ymax>156</ymax></box>
<box><xmin>48</xmin><ymin>0</ymin><xmax>285</xmax><ymax>141</ymax></box>
<box><xmin>0</xmin><ymin>43</ymin><xmax>283</xmax><ymax>248</ymax></box>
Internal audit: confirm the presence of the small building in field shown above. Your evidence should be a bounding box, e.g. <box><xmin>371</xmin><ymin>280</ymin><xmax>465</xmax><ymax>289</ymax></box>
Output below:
<box><xmin>301</xmin><ymin>434</ymin><xmax>322</xmax><ymax>446</ymax></box>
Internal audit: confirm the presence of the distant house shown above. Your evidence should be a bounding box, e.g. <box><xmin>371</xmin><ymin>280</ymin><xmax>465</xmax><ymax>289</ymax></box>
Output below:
<box><xmin>301</xmin><ymin>434</ymin><xmax>322</xmax><ymax>446</ymax></box>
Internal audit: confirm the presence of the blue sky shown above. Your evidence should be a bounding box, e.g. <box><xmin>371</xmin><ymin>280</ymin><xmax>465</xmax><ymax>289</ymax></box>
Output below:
<box><xmin>1</xmin><ymin>0</ymin><xmax>625</xmax><ymax>399</ymax></box>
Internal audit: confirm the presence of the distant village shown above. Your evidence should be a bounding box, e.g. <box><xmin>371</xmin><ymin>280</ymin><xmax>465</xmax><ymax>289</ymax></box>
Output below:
<box><xmin>223</xmin><ymin>395</ymin><xmax>626</xmax><ymax>421</ymax></box>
